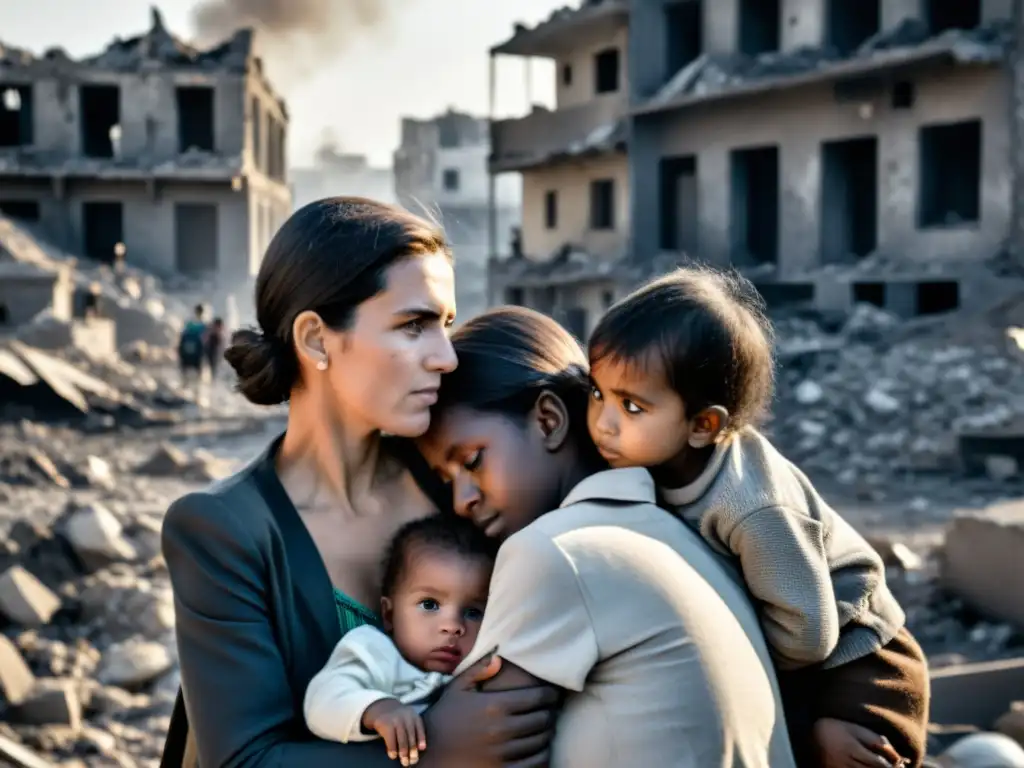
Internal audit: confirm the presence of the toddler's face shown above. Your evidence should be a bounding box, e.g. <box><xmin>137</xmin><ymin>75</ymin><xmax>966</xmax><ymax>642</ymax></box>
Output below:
<box><xmin>587</xmin><ymin>355</ymin><xmax>691</xmax><ymax>470</ymax></box>
<box><xmin>382</xmin><ymin>547</ymin><xmax>491</xmax><ymax>675</ymax></box>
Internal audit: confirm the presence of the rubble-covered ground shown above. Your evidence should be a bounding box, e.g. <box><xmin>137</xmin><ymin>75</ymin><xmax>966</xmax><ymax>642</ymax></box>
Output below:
<box><xmin>1</xmin><ymin>290</ymin><xmax>1024</xmax><ymax>765</ymax></box>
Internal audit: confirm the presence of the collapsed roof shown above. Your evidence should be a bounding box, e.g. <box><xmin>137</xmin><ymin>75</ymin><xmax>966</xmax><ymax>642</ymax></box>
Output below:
<box><xmin>493</xmin><ymin>0</ymin><xmax>628</xmax><ymax>58</ymax></box>
<box><xmin>0</xmin><ymin>6</ymin><xmax>253</xmax><ymax>74</ymax></box>
<box><xmin>641</xmin><ymin>17</ymin><xmax>1011</xmax><ymax>114</ymax></box>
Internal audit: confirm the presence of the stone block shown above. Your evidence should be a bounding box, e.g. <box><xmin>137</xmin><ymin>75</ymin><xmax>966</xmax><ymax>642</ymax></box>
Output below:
<box><xmin>940</xmin><ymin>501</ymin><xmax>1024</xmax><ymax>628</ymax></box>
<box><xmin>0</xmin><ymin>634</ymin><xmax>36</xmax><ymax>706</ymax></box>
<box><xmin>0</xmin><ymin>566</ymin><xmax>61</xmax><ymax>626</ymax></box>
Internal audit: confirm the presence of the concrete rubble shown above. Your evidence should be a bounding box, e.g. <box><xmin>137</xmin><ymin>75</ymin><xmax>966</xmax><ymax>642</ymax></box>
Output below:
<box><xmin>649</xmin><ymin>18</ymin><xmax>1011</xmax><ymax>109</ymax></box>
<box><xmin>1</xmin><ymin>201</ymin><xmax>1023</xmax><ymax>762</ymax></box>
<box><xmin>0</xmin><ymin>413</ymin><xmax>278</xmax><ymax>767</ymax></box>
<box><xmin>768</xmin><ymin>297</ymin><xmax>1024</xmax><ymax>489</ymax></box>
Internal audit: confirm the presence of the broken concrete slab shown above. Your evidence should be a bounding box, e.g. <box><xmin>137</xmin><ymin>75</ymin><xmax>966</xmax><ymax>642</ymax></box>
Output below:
<box><xmin>0</xmin><ymin>566</ymin><xmax>61</xmax><ymax>626</ymax></box>
<box><xmin>0</xmin><ymin>341</ymin><xmax>123</xmax><ymax>421</ymax></box>
<box><xmin>61</xmin><ymin>503</ymin><xmax>137</xmax><ymax>569</ymax></box>
<box><xmin>97</xmin><ymin>637</ymin><xmax>173</xmax><ymax>689</ymax></box>
<box><xmin>930</xmin><ymin>656</ymin><xmax>1024</xmax><ymax>729</ymax></box>
<box><xmin>0</xmin><ymin>634</ymin><xmax>36</xmax><ymax>707</ymax></box>
<box><xmin>941</xmin><ymin>501</ymin><xmax>1024</xmax><ymax>628</ymax></box>
<box><xmin>0</xmin><ymin>734</ymin><xmax>54</xmax><ymax>768</ymax></box>
<box><xmin>10</xmin><ymin>679</ymin><xmax>82</xmax><ymax>729</ymax></box>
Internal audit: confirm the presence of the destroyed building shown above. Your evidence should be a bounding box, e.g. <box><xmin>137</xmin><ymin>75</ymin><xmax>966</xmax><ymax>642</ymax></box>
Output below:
<box><xmin>489</xmin><ymin>0</ymin><xmax>1021</xmax><ymax>333</ymax></box>
<box><xmin>394</xmin><ymin>109</ymin><xmax>521</xmax><ymax>321</ymax></box>
<box><xmin>0</xmin><ymin>7</ymin><xmax>291</xmax><ymax>300</ymax></box>
<box><xmin>630</xmin><ymin>0</ymin><xmax>1017</xmax><ymax>317</ymax></box>
<box><xmin>291</xmin><ymin>145</ymin><xmax>396</xmax><ymax>210</ymax></box>
<box><xmin>485</xmin><ymin>1</ymin><xmax>628</xmax><ymax>339</ymax></box>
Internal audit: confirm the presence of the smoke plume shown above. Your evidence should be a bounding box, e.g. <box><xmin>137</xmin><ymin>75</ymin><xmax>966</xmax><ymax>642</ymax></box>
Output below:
<box><xmin>191</xmin><ymin>0</ymin><xmax>396</xmax><ymax>87</ymax></box>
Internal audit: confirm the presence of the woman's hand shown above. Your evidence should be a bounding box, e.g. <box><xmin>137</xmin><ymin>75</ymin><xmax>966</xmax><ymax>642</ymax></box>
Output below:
<box><xmin>418</xmin><ymin>656</ymin><xmax>560</xmax><ymax>767</ymax></box>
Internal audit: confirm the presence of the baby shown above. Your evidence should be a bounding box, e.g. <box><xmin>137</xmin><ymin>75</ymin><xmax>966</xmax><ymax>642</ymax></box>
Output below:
<box><xmin>586</xmin><ymin>266</ymin><xmax>929</xmax><ymax>768</ymax></box>
<box><xmin>304</xmin><ymin>514</ymin><xmax>496</xmax><ymax>766</ymax></box>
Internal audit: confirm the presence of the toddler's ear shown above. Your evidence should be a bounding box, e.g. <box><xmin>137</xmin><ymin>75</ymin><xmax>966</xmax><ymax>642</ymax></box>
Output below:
<box><xmin>688</xmin><ymin>406</ymin><xmax>729</xmax><ymax>448</ymax></box>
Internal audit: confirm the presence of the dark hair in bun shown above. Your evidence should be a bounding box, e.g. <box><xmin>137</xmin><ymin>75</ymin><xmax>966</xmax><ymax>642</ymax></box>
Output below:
<box><xmin>224</xmin><ymin>197</ymin><xmax>451</xmax><ymax>406</ymax></box>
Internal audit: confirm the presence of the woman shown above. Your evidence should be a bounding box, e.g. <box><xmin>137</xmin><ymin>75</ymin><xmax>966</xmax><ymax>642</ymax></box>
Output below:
<box><xmin>417</xmin><ymin>306</ymin><xmax>797</xmax><ymax>767</ymax></box>
<box><xmin>160</xmin><ymin>198</ymin><xmax>559</xmax><ymax>768</ymax></box>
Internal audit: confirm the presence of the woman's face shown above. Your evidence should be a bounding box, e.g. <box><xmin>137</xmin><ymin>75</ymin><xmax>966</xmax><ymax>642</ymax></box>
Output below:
<box><xmin>418</xmin><ymin>404</ymin><xmax>568</xmax><ymax>541</ymax></box>
<box><xmin>321</xmin><ymin>252</ymin><xmax>458</xmax><ymax>437</ymax></box>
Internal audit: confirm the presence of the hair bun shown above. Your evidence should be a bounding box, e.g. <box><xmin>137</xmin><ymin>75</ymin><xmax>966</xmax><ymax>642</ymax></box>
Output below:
<box><xmin>223</xmin><ymin>327</ymin><xmax>295</xmax><ymax>406</ymax></box>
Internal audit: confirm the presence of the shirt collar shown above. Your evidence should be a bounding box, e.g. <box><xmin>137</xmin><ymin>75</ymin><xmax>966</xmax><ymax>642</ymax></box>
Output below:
<box><xmin>560</xmin><ymin>467</ymin><xmax>657</xmax><ymax>508</ymax></box>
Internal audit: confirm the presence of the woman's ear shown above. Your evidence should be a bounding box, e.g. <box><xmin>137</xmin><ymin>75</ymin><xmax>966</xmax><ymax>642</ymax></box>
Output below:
<box><xmin>532</xmin><ymin>390</ymin><xmax>571</xmax><ymax>452</ymax></box>
<box><xmin>292</xmin><ymin>310</ymin><xmax>328</xmax><ymax>369</ymax></box>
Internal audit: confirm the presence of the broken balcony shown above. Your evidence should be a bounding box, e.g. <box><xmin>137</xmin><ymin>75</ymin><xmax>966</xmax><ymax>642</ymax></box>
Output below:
<box><xmin>492</xmin><ymin>0</ymin><xmax>628</xmax><ymax>60</ymax></box>
<box><xmin>490</xmin><ymin>96</ymin><xmax>628</xmax><ymax>172</ymax></box>
<box><xmin>488</xmin><ymin>0</ymin><xmax>629</xmax><ymax>172</ymax></box>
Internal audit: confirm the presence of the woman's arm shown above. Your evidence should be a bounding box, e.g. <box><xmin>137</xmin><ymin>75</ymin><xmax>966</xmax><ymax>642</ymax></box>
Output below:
<box><xmin>454</xmin><ymin>528</ymin><xmax>599</xmax><ymax>694</ymax></box>
<box><xmin>163</xmin><ymin>492</ymin><xmax>559</xmax><ymax>768</ymax></box>
<box><xmin>163</xmin><ymin>492</ymin><xmax>399</xmax><ymax>768</ymax></box>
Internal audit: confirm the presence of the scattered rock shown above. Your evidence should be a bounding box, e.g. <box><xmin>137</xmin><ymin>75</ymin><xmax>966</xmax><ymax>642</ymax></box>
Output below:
<box><xmin>11</xmin><ymin>679</ymin><xmax>82</xmax><ymax>729</ymax></box>
<box><xmin>61</xmin><ymin>504</ymin><xmax>137</xmax><ymax>569</ymax></box>
<box><xmin>0</xmin><ymin>634</ymin><xmax>36</xmax><ymax>707</ymax></box>
<box><xmin>97</xmin><ymin>638</ymin><xmax>172</xmax><ymax>689</ymax></box>
<box><xmin>83</xmin><ymin>456</ymin><xmax>115</xmax><ymax>490</ymax></box>
<box><xmin>0</xmin><ymin>566</ymin><xmax>62</xmax><ymax>626</ymax></box>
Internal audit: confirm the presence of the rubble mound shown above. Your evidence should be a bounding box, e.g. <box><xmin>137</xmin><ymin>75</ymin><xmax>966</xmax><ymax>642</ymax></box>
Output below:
<box><xmin>769</xmin><ymin>302</ymin><xmax>1024</xmax><ymax>485</ymax></box>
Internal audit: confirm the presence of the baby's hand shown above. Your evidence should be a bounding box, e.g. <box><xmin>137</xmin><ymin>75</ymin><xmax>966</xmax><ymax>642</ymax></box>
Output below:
<box><xmin>362</xmin><ymin>699</ymin><xmax>427</xmax><ymax>766</ymax></box>
<box><xmin>813</xmin><ymin>718</ymin><xmax>908</xmax><ymax>767</ymax></box>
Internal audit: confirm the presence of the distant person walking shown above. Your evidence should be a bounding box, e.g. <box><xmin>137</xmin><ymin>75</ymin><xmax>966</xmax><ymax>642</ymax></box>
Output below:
<box><xmin>177</xmin><ymin>304</ymin><xmax>207</xmax><ymax>399</ymax></box>
<box><xmin>204</xmin><ymin>317</ymin><xmax>225</xmax><ymax>380</ymax></box>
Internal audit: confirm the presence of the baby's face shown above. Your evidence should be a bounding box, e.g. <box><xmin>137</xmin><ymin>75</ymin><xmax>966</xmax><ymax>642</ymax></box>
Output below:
<box><xmin>383</xmin><ymin>547</ymin><xmax>491</xmax><ymax>674</ymax></box>
<box><xmin>587</xmin><ymin>355</ymin><xmax>691</xmax><ymax>470</ymax></box>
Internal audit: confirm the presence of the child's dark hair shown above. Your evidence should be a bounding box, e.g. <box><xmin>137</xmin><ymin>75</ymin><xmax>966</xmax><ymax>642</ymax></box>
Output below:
<box><xmin>434</xmin><ymin>306</ymin><xmax>598</xmax><ymax>459</ymax></box>
<box><xmin>381</xmin><ymin>514</ymin><xmax>498</xmax><ymax>597</ymax></box>
<box><xmin>589</xmin><ymin>265</ymin><xmax>776</xmax><ymax>430</ymax></box>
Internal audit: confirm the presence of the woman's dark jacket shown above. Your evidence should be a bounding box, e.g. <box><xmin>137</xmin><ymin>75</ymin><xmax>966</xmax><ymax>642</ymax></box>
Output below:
<box><xmin>159</xmin><ymin>435</ymin><xmax>448</xmax><ymax>768</ymax></box>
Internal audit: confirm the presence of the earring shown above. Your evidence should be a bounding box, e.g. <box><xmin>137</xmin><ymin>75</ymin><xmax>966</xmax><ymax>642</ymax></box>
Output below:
<box><xmin>316</xmin><ymin>357</ymin><xmax>328</xmax><ymax>371</ymax></box>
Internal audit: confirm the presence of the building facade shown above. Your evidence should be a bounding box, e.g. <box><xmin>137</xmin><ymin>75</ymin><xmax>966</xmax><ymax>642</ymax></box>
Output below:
<box><xmin>291</xmin><ymin>146</ymin><xmax>395</xmax><ymax>210</ymax></box>
<box><xmin>0</xmin><ymin>8</ymin><xmax>291</xmax><ymax>296</ymax></box>
<box><xmin>395</xmin><ymin>109</ymin><xmax>520</xmax><ymax>321</ymax></box>
<box><xmin>629</xmin><ymin>0</ymin><xmax>1015</xmax><ymax>317</ymax></box>
<box><xmin>486</xmin><ymin>0</ymin><xmax>631</xmax><ymax>340</ymax></box>
<box><xmin>488</xmin><ymin>0</ymin><xmax>1019</xmax><ymax>334</ymax></box>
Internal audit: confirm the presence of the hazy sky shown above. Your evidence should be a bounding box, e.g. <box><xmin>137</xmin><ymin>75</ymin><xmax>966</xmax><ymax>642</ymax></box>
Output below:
<box><xmin>0</xmin><ymin>0</ymin><xmax>563</xmax><ymax>167</ymax></box>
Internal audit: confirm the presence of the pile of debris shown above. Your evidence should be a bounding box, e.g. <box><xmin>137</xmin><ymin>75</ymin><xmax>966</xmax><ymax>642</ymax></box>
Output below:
<box><xmin>0</xmin><ymin>432</ymin><xmax>242</xmax><ymax>768</ymax></box>
<box><xmin>768</xmin><ymin>301</ymin><xmax>1024</xmax><ymax>487</ymax></box>
<box><xmin>650</xmin><ymin>17</ymin><xmax>1010</xmax><ymax>108</ymax></box>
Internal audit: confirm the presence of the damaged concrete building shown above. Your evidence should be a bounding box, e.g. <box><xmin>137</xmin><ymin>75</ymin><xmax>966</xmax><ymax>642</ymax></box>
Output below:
<box><xmin>394</xmin><ymin>109</ymin><xmax>521</xmax><ymax>321</ymax></box>
<box><xmin>630</xmin><ymin>0</ymin><xmax>1017</xmax><ymax>317</ymax></box>
<box><xmin>486</xmin><ymin>0</ymin><xmax>630</xmax><ymax>339</ymax></box>
<box><xmin>0</xmin><ymin>8</ymin><xmax>291</xmax><ymax>301</ymax></box>
<box><xmin>490</xmin><ymin>0</ymin><xmax>1021</xmax><ymax>332</ymax></box>
<box><xmin>291</xmin><ymin>145</ymin><xmax>396</xmax><ymax>210</ymax></box>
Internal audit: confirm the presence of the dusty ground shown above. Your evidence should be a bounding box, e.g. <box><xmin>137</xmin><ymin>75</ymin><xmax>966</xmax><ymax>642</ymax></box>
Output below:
<box><xmin>0</xmin><ymin>406</ymin><xmax>1022</xmax><ymax>766</ymax></box>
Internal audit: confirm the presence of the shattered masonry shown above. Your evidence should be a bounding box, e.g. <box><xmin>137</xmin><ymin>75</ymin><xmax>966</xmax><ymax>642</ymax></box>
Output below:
<box><xmin>0</xmin><ymin>7</ymin><xmax>291</xmax><ymax>292</ymax></box>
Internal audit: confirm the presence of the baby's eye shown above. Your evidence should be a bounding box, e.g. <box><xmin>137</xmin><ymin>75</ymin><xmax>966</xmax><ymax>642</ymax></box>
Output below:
<box><xmin>623</xmin><ymin>400</ymin><xmax>643</xmax><ymax>414</ymax></box>
<box><xmin>464</xmin><ymin>607</ymin><xmax>484</xmax><ymax>622</ymax></box>
<box><xmin>418</xmin><ymin>598</ymin><xmax>439</xmax><ymax>612</ymax></box>
<box><xmin>590</xmin><ymin>386</ymin><xmax>603</xmax><ymax>401</ymax></box>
